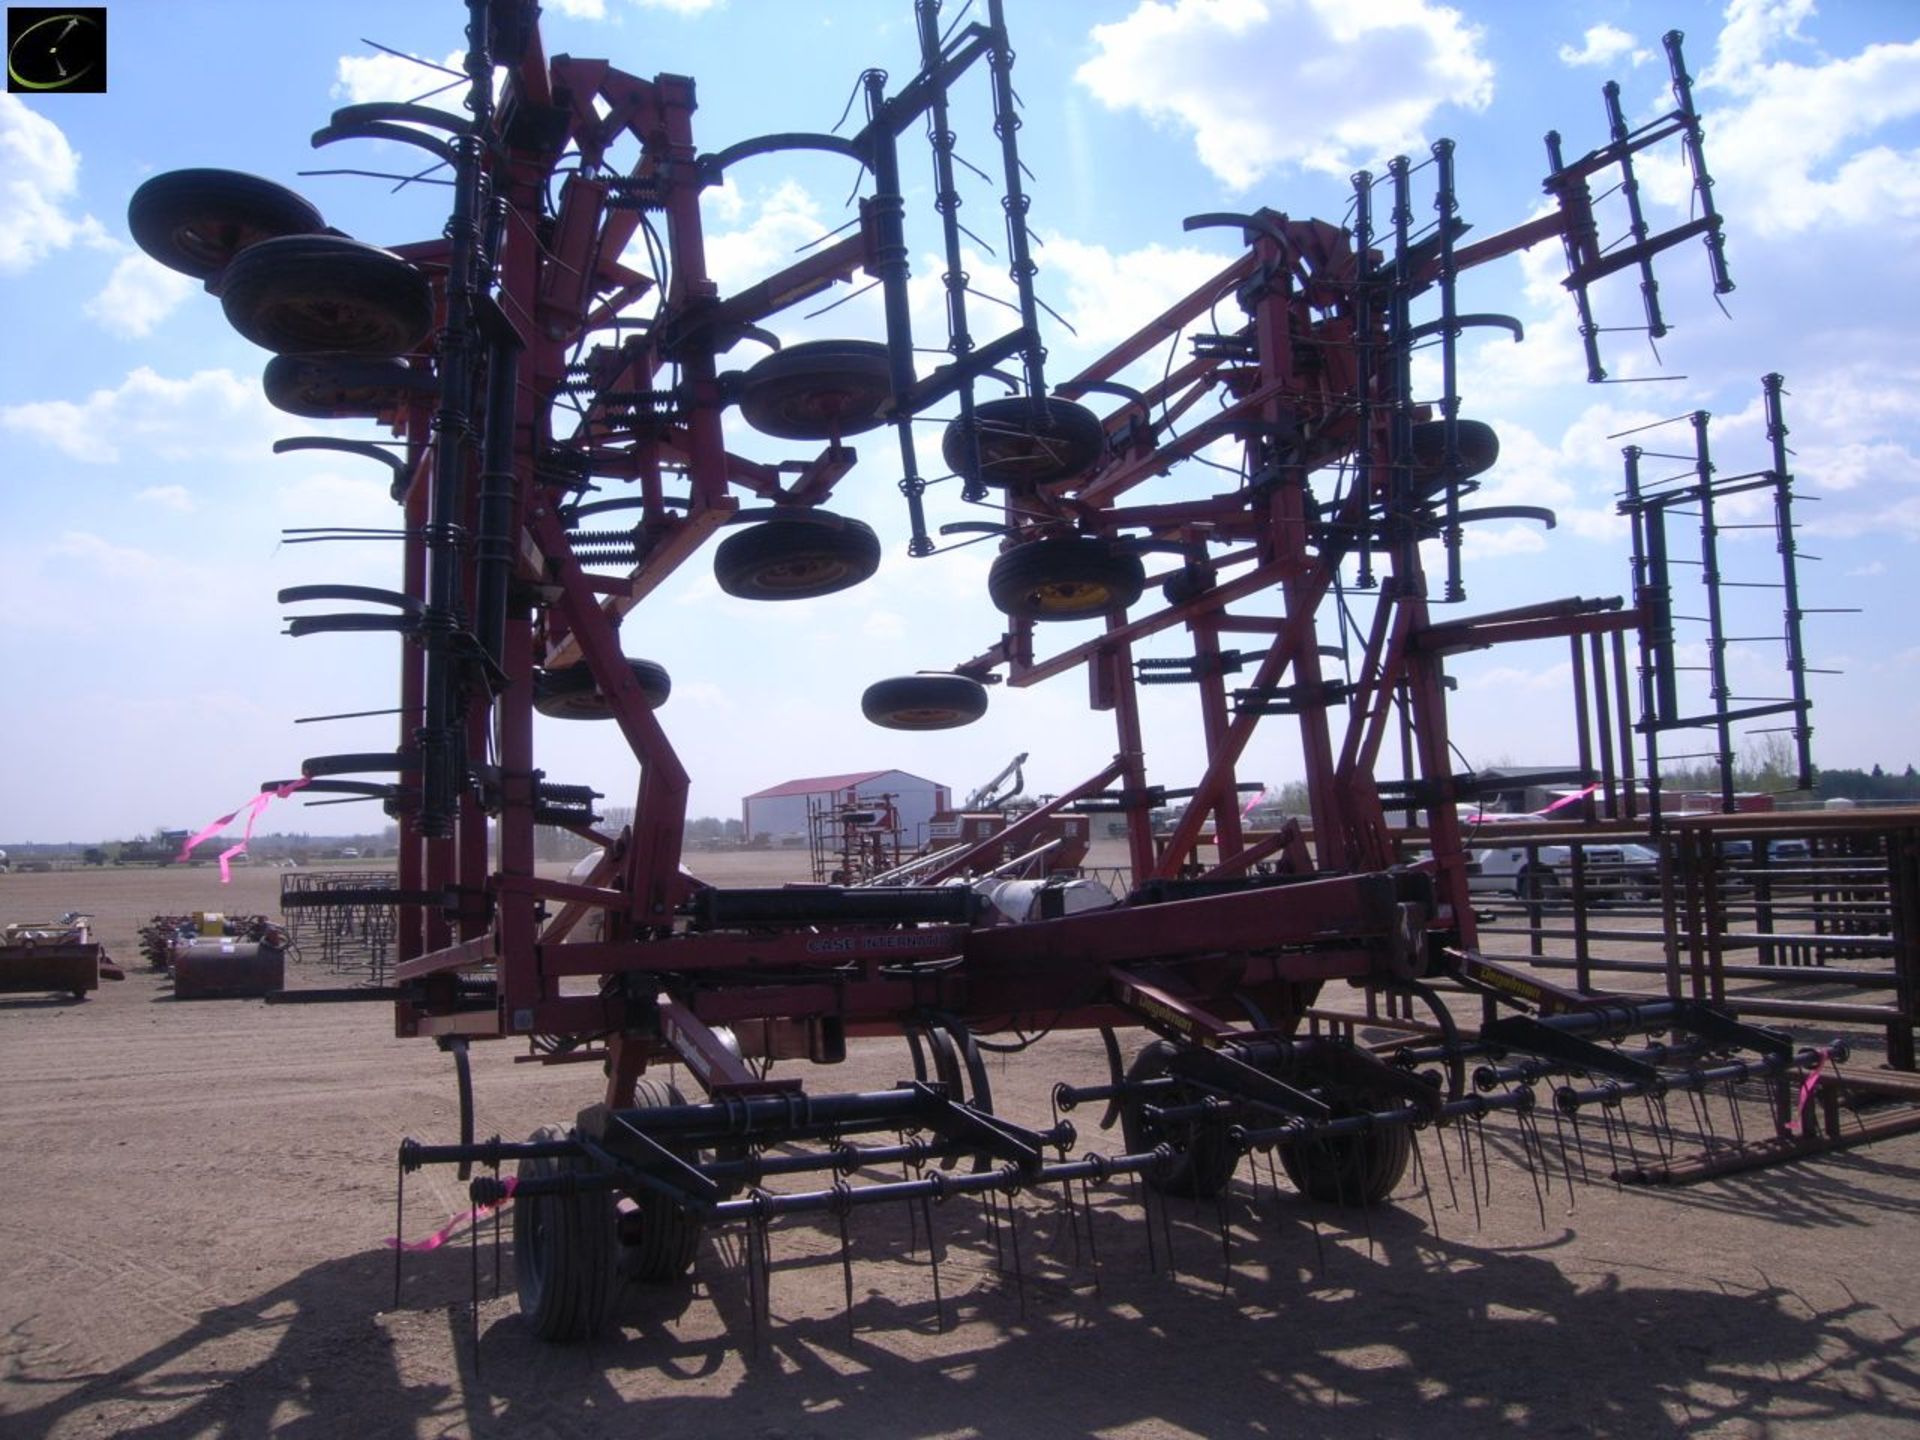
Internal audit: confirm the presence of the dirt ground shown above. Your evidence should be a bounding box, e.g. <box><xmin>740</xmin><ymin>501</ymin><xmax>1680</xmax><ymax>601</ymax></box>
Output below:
<box><xmin>2</xmin><ymin>861</ymin><xmax>1918</xmax><ymax>1439</ymax></box>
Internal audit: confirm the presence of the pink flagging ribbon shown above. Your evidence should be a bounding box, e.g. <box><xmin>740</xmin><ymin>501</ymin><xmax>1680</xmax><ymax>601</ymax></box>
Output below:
<box><xmin>1537</xmin><ymin>783</ymin><xmax>1602</xmax><ymax>816</ymax></box>
<box><xmin>177</xmin><ymin>777</ymin><xmax>312</xmax><ymax>883</ymax></box>
<box><xmin>1239</xmin><ymin>787</ymin><xmax>1268</xmax><ymax>819</ymax></box>
<box><xmin>1786</xmin><ymin>1048</ymin><xmax>1831</xmax><ymax>1135</ymax></box>
<box><xmin>386</xmin><ymin>1176</ymin><xmax>518</xmax><ymax>1253</ymax></box>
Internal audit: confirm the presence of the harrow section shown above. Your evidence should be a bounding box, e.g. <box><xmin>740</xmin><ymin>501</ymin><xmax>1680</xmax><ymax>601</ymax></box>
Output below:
<box><xmin>128</xmin><ymin>0</ymin><xmax>1909</xmax><ymax>1356</ymax></box>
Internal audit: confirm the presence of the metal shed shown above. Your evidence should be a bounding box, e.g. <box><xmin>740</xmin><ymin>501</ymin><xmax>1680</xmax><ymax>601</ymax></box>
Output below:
<box><xmin>742</xmin><ymin>770</ymin><xmax>951</xmax><ymax>847</ymax></box>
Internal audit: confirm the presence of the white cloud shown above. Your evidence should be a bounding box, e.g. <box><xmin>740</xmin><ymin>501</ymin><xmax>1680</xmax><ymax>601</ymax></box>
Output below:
<box><xmin>0</xmin><ymin>367</ymin><xmax>279</xmax><ymax>464</ymax></box>
<box><xmin>331</xmin><ymin>50</ymin><xmax>470</xmax><ymax>110</ymax></box>
<box><xmin>276</xmin><ymin>470</ymin><xmax>396</xmax><ymax>531</ymax></box>
<box><xmin>1637</xmin><ymin>3</ymin><xmax>1920</xmax><ymax>235</ymax></box>
<box><xmin>1032</xmin><ymin>238</ymin><xmax>1233</xmax><ymax>351</ymax></box>
<box><xmin>0</xmin><ymin>95</ymin><xmax>110</xmax><ymax>272</ymax></box>
<box><xmin>1075</xmin><ymin>0</ymin><xmax>1493</xmax><ymax>188</ymax></box>
<box><xmin>1705</xmin><ymin>0</ymin><xmax>1816</xmax><ymax>90</ymax></box>
<box><xmin>1559</xmin><ymin>24</ymin><xmax>1638</xmax><ymax>69</ymax></box>
<box><xmin>636</xmin><ymin>0</ymin><xmax>721</xmax><ymax>12</ymax></box>
<box><xmin>49</xmin><ymin>530</ymin><xmax>172</xmax><ymax>581</ymax></box>
<box><xmin>688</xmin><ymin>180</ymin><xmax>829</xmax><ymax>294</ymax></box>
<box><xmin>137</xmin><ymin>485</ymin><xmax>195</xmax><ymax>512</ymax></box>
<box><xmin>83</xmin><ymin>252</ymin><xmax>195</xmax><ymax>338</ymax></box>
<box><xmin>546</xmin><ymin>0</ymin><xmax>608</xmax><ymax>15</ymax></box>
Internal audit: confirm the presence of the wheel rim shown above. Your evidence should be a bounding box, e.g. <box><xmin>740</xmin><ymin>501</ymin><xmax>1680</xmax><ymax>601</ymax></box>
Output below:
<box><xmin>749</xmin><ymin>380</ymin><xmax>886</xmax><ymax>438</ymax></box>
<box><xmin>1028</xmin><ymin>578</ymin><xmax>1117</xmax><ymax>614</ymax></box>
<box><xmin>752</xmin><ymin>555</ymin><xmax>854</xmax><ymax>592</ymax></box>
<box><xmin>173</xmin><ymin>218</ymin><xmax>276</xmax><ymax>272</ymax></box>
<box><xmin>266</xmin><ymin>298</ymin><xmax>417</xmax><ymax>353</ymax></box>
<box><xmin>886</xmin><ymin>706</ymin><xmax>968</xmax><ymax>726</ymax></box>
<box><xmin>946</xmin><ymin>398</ymin><xmax>1105</xmax><ymax>486</ymax></box>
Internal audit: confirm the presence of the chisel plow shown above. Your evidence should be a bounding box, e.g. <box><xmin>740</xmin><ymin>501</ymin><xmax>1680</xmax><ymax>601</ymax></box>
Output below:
<box><xmin>128</xmin><ymin>0</ymin><xmax>1899</xmax><ymax>1353</ymax></box>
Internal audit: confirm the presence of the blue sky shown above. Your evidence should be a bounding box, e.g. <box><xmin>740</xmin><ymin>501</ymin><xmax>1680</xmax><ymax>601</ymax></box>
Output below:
<box><xmin>2</xmin><ymin>0</ymin><xmax>1916</xmax><ymax>841</ymax></box>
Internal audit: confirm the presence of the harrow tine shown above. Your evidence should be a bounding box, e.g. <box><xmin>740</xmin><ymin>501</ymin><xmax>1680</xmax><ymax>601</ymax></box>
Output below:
<box><xmin>490</xmin><ymin>1153</ymin><xmax>503</xmax><ymax>1299</ymax></box>
<box><xmin>469</xmin><ymin>1200</ymin><xmax>481</xmax><ymax>1375</ymax></box>
<box><xmin>988</xmin><ymin>1189</ymin><xmax>1007</xmax><ymax>1270</ymax></box>
<box><xmin>1007</xmin><ymin>1191</ymin><xmax>1027</xmax><ymax>1320</ymax></box>
<box><xmin>1058</xmin><ymin>1177</ymin><xmax>1081</xmax><ymax>1267</ymax></box>
<box><xmin>1435</xmin><ymin>1123</ymin><xmax>1461</xmax><ymax>1213</ymax></box>
<box><xmin>835</xmin><ymin>1184</ymin><xmax>855</xmax><ymax>1341</ymax></box>
<box><xmin>1599</xmin><ymin>1103</ymin><xmax>1625</xmax><ymax>1182</ymax></box>
<box><xmin>1079</xmin><ymin>1177</ymin><xmax>1102</xmax><ymax>1299</ymax></box>
<box><xmin>1620</xmin><ymin>1100</ymin><xmax>1646</xmax><ymax>1179</ymax></box>
<box><xmin>1516</xmin><ymin>1110</ymin><xmax>1548</xmax><ymax>1229</ymax></box>
<box><xmin>904</xmin><ymin>1160</ymin><xmax>919</xmax><ymax>1253</ymax></box>
<box><xmin>1459</xmin><ymin>1120</ymin><xmax>1482</xmax><ymax>1229</ymax></box>
<box><xmin>1552</xmin><ymin>1105</ymin><xmax>1579</xmax><ymax>1202</ymax></box>
<box><xmin>1686</xmin><ymin>1086</ymin><xmax>1712</xmax><ymax>1149</ymax></box>
<box><xmin>1475</xmin><ymin>1114</ymin><xmax>1494</xmax><ymax>1208</ymax></box>
<box><xmin>1410</xmin><ymin>1128</ymin><xmax>1442</xmax><ymax>1238</ymax></box>
<box><xmin>1726</xmin><ymin>1079</ymin><xmax>1747</xmax><ymax>1147</ymax></box>
<box><xmin>1570</xmin><ymin>1108</ymin><xmax>1593</xmax><ymax>1184</ymax></box>
<box><xmin>920</xmin><ymin>1193</ymin><xmax>946</xmax><ymax>1332</ymax></box>
<box><xmin>760</xmin><ymin>1214</ymin><xmax>776</xmax><ymax>1353</ymax></box>
<box><xmin>392</xmin><ymin>1163</ymin><xmax>406</xmax><ymax>1308</ymax></box>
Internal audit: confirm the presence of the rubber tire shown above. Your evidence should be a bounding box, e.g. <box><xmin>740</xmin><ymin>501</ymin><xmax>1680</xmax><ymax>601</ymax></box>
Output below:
<box><xmin>128</xmin><ymin>168</ymin><xmax>325</xmax><ymax>280</ymax></box>
<box><xmin>861</xmin><ymin>674</ymin><xmax>988</xmax><ymax>730</ymax></box>
<box><xmin>988</xmin><ymin>536</ymin><xmax>1145</xmax><ymax>621</ymax></box>
<box><xmin>618</xmin><ymin>1077</ymin><xmax>704</xmax><ymax>1283</ymax></box>
<box><xmin>1119</xmin><ymin>1041</ymin><xmax>1238</xmax><ymax>1200</ymax></box>
<box><xmin>513</xmin><ymin>1123</ymin><xmax>617</xmax><ymax>1342</ymax></box>
<box><xmin>737</xmin><ymin>340</ymin><xmax>893</xmax><ymax>440</ymax></box>
<box><xmin>1408</xmin><ymin>419</ymin><xmax>1500</xmax><ymax>485</ymax></box>
<box><xmin>262</xmin><ymin>353</ymin><xmax>437</xmax><ymax>419</ymax></box>
<box><xmin>1161</xmin><ymin>563</ymin><xmax>1216</xmax><ymax>607</ymax></box>
<box><xmin>1278</xmin><ymin>1110</ymin><xmax>1412</xmax><ymax>1207</ymax></box>
<box><xmin>942</xmin><ymin>396</ymin><xmax>1106</xmax><ymax>487</ymax></box>
<box><xmin>219</xmin><ymin>234</ymin><xmax>434</xmax><ymax>355</ymax></box>
<box><xmin>714</xmin><ymin>514</ymin><xmax>881</xmax><ymax>601</ymax></box>
<box><xmin>533</xmin><ymin>658</ymin><xmax>672</xmax><ymax>720</ymax></box>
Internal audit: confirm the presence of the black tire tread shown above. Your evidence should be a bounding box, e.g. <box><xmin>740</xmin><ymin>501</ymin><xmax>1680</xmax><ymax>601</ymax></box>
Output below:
<box><xmin>737</xmin><ymin>340</ymin><xmax>893</xmax><ymax>440</ymax></box>
<box><xmin>619</xmin><ymin>1077</ymin><xmax>704</xmax><ymax>1282</ymax></box>
<box><xmin>942</xmin><ymin>395</ymin><xmax>1107</xmax><ymax>487</ymax></box>
<box><xmin>513</xmin><ymin>1123</ymin><xmax>617</xmax><ymax>1342</ymax></box>
<box><xmin>128</xmin><ymin>168</ymin><xmax>324</xmax><ymax>279</ymax></box>
<box><xmin>263</xmin><ymin>353</ymin><xmax>435</xmax><ymax>419</ymax></box>
<box><xmin>219</xmin><ymin>234</ymin><xmax>434</xmax><ymax>356</ymax></box>
<box><xmin>1120</xmin><ymin>1040</ymin><xmax>1238</xmax><ymax>1200</ymax></box>
<box><xmin>988</xmin><ymin>536</ymin><xmax>1144</xmax><ymax>621</ymax></box>
<box><xmin>713</xmin><ymin>514</ymin><xmax>881</xmax><ymax>601</ymax></box>
<box><xmin>533</xmin><ymin>658</ymin><xmax>672</xmax><ymax>720</ymax></box>
<box><xmin>861</xmin><ymin>674</ymin><xmax>989</xmax><ymax>730</ymax></box>
<box><xmin>1278</xmin><ymin>1109</ymin><xmax>1412</xmax><ymax>1206</ymax></box>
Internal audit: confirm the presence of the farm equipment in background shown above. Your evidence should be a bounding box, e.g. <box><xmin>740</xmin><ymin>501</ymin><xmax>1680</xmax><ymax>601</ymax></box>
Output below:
<box><xmin>0</xmin><ymin>913</ymin><xmax>122</xmax><ymax>1000</ymax></box>
<box><xmin>130</xmin><ymin>0</ymin><xmax>1915</xmax><ymax>1355</ymax></box>
<box><xmin>881</xmin><ymin>752</ymin><xmax>1097</xmax><ymax>884</ymax></box>
<box><xmin>139</xmin><ymin>912</ymin><xmax>288</xmax><ymax>999</ymax></box>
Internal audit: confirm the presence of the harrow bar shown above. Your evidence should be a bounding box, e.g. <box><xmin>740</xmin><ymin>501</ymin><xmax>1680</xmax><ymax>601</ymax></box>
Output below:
<box><xmin>405</xmin><ymin>993</ymin><xmax>1826</xmax><ymax>1232</ymax></box>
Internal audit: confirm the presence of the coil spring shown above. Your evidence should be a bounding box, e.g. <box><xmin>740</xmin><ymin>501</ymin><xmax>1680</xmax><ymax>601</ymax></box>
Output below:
<box><xmin>568</xmin><ymin>528</ymin><xmax>642</xmax><ymax>563</ymax></box>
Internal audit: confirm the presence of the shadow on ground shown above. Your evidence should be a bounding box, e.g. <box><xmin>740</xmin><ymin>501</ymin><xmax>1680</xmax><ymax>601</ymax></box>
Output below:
<box><xmin>7</xmin><ymin>1166</ymin><xmax>1917</xmax><ymax>1440</ymax></box>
